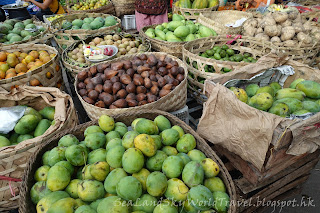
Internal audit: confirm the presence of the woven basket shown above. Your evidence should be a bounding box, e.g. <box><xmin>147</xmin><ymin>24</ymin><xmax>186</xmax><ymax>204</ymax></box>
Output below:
<box><xmin>66</xmin><ymin>0</ymin><xmax>115</xmax><ymax>15</ymax></box>
<box><xmin>51</xmin><ymin>13</ymin><xmax>120</xmax><ymax>53</ymax></box>
<box><xmin>0</xmin><ymin>44</ymin><xmax>62</xmax><ymax>91</ymax></box>
<box><xmin>289</xmin><ymin>0</ymin><xmax>320</xmax><ymax>6</ymax></box>
<box><xmin>198</xmin><ymin>11</ymin><xmax>253</xmax><ymax>35</ymax></box>
<box><xmin>0</xmin><ymin>20</ymin><xmax>51</xmax><ymax>47</ymax></box>
<box><xmin>62</xmin><ymin>32</ymin><xmax>152</xmax><ymax>78</ymax></box>
<box><xmin>172</xmin><ymin>3</ymin><xmax>219</xmax><ymax>20</ymax></box>
<box><xmin>183</xmin><ymin>35</ymin><xmax>263</xmax><ymax>102</ymax></box>
<box><xmin>75</xmin><ymin>52</ymin><xmax>188</xmax><ymax>120</ymax></box>
<box><xmin>0</xmin><ymin>86</ymin><xmax>78</xmax><ymax>211</ymax></box>
<box><xmin>110</xmin><ymin>0</ymin><xmax>135</xmax><ymax>17</ymax></box>
<box><xmin>19</xmin><ymin>109</ymin><xmax>237</xmax><ymax>213</ymax></box>
<box><xmin>140</xmin><ymin>24</ymin><xmax>187</xmax><ymax>58</ymax></box>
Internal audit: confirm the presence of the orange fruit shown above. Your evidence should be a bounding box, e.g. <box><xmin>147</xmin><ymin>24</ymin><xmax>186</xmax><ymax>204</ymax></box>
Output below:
<box><xmin>55</xmin><ymin>65</ymin><xmax>60</xmax><ymax>72</ymax></box>
<box><xmin>30</xmin><ymin>79</ymin><xmax>41</xmax><ymax>86</ymax></box>
<box><xmin>0</xmin><ymin>62</ymin><xmax>6</xmax><ymax>65</ymax></box>
<box><xmin>29</xmin><ymin>51</ymin><xmax>39</xmax><ymax>59</ymax></box>
<box><xmin>39</xmin><ymin>50</ymin><xmax>48</xmax><ymax>55</ymax></box>
<box><xmin>13</xmin><ymin>51</ymin><xmax>21</xmax><ymax>57</ymax></box>
<box><xmin>29</xmin><ymin>65</ymin><xmax>40</xmax><ymax>71</ymax></box>
<box><xmin>41</xmin><ymin>56</ymin><xmax>51</xmax><ymax>64</ymax></box>
<box><xmin>5</xmin><ymin>72</ymin><xmax>16</xmax><ymax>79</ymax></box>
<box><xmin>27</xmin><ymin>62</ymin><xmax>35</xmax><ymax>69</ymax></box>
<box><xmin>0</xmin><ymin>52</ymin><xmax>7</xmax><ymax>62</ymax></box>
<box><xmin>50</xmin><ymin>54</ymin><xmax>56</xmax><ymax>58</ymax></box>
<box><xmin>34</xmin><ymin>61</ymin><xmax>44</xmax><ymax>67</ymax></box>
<box><xmin>21</xmin><ymin>59</ymin><xmax>27</xmax><ymax>65</ymax></box>
<box><xmin>0</xmin><ymin>70</ymin><xmax>5</xmax><ymax>79</ymax></box>
<box><xmin>15</xmin><ymin>63</ymin><xmax>28</xmax><ymax>73</ymax></box>
<box><xmin>25</xmin><ymin>55</ymin><xmax>35</xmax><ymax>64</ymax></box>
<box><xmin>6</xmin><ymin>68</ymin><xmax>16</xmax><ymax>74</ymax></box>
<box><xmin>17</xmin><ymin>72</ymin><xmax>26</xmax><ymax>76</ymax></box>
<box><xmin>46</xmin><ymin>72</ymin><xmax>52</xmax><ymax>79</ymax></box>
<box><xmin>20</xmin><ymin>53</ymin><xmax>28</xmax><ymax>59</ymax></box>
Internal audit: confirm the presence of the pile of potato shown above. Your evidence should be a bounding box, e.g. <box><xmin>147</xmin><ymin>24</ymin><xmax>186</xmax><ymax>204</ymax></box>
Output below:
<box><xmin>242</xmin><ymin>10</ymin><xmax>320</xmax><ymax>46</ymax></box>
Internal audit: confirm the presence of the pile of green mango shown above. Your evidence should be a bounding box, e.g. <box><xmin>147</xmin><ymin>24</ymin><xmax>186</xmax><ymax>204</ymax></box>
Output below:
<box><xmin>30</xmin><ymin>114</ymin><xmax>230</xmax><ymax>213</ymax></box>
<box><xmin>144</xmin><ymin>14</ymin><xmax>217</xmax><ymax>42</ymax></box>
<box><xmin>0</xmin><ymin>106</ymin><xmax>55</xmax><ymax>148</ymax></box>
<box><xmin>230</xmin><ymin>79</ymin><xmax>320</xmax><ymax>117</ymax></box>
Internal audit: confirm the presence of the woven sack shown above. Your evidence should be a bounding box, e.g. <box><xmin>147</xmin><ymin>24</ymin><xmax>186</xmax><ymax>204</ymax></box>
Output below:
<box><xmin>0</xmin><ymin>86</ymin><xmax>78</xmax><ymax>210</ymax></box>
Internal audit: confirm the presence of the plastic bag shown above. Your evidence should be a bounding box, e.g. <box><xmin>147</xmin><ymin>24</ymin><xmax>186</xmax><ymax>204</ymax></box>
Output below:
<box><xmin>0</xmin><ymin>106</ymin><xmax>26</xmax><ymax>134</ymax></box>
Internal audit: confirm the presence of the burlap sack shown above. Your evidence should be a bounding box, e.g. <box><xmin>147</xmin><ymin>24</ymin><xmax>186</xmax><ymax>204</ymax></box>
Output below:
<box><xmin>0</xmin><ymin>86</ymin><xmax>78</xmax><ymax>210</ymax></box>
<box><xmin>197</xmin><ymin>59</ymin><xmax>320</xmax><ymax>171</ymax></box>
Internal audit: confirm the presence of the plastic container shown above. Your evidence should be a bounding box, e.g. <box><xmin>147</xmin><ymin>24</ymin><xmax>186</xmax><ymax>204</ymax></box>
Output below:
<box><xmin>121</xmin><ymin>15</ymin><xmax>136</xmax><ymax>30</ymax></box>
<box><xmin>170</xmin><ymin>105</ymin><xmax>189</xmax><ymax>125</ymax></box>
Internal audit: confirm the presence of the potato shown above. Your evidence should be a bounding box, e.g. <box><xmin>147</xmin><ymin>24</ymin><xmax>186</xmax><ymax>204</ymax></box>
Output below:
<box><xmin>277</xmin><ymin>25</ymin><xmax>282</xmax><ymax>36</ymax></box>
<box><xmin>255</xmin><ymin>33</ymin><xmax>270</xmax><ymax>41</ymax></box>
<box><xmin>265</xmin><ymin>25</ymin><xmax>280</xmax><ymax>37</ymax></box>
<box><xmin>281</xmin><ymin>26</ymin><xmax>295</xmax><ymax>41</ymax></box>
<box><xmin>243</xmin><ymin>19</ymin><xmax>258</xmax><ymax>28</ymax></box>
<box><xmin>106</xmin><ymin>40</ymin><xmax>114</xmax><ymax>45</ymax></box>
<box><xmin>113</xmin><ymin>34</ymin><xmax>121</xmax><ymax>41</ymax></box>
<box><xmin>292</xmin><ymin>23</ymin><xmax>303</xmax><ymax>34</ymax></box>
<box><xmin>104</xmin><ymin>35</ymin><xmax>113</xmax><ymax>40</ymax></box>
<box><xmin>313</xmin><ymin>32</ymin><xmax>320</xmax><ymax>41</ymax></box>
<box><xmin>303</xmin><ymin>22</ymin><xmax>312</xmax><ymax>32</ymax></box>
<box><xmin>281</xmin><ymin>19</ymin><xmax>292</xmax><ymax>27</ymax></box>
<box><xmin>256</xmin><ymin>27</ymin><xmax>263</xmax><ymax>34</ymax></box>
<box><xmin>272</xmin><ymin>12</ymin><xmax>288</xmax><ymax>23</ymax></box>
<box><xmin>297</xmin><ymin>32</ymin><xmax>312</xmax><ymax>44</ymax></box>
<box><xmin>270</xmin><ymin>36</ymin><xmax>281</xmax><ymax>43</ymax></box>
<box><xmin>288</xmin><ymin>11</ymin><xmax>298</xmax><ymax>20</ymax></box>
<box><xmin>283</xmin><ymin>40</ymin><xmax>297</xmax><ymax>47</ymax></box>
<box><xmin>243</xmin><ymin>26</ymin><xmax>257</xmax><ymax>37</ymax></box>
<box><xmin>311</xmin><ymin>28</ymin><xmax>320</xmax><ymax>34</ymax></box>
<box><xmin>260</xmin><ymin>17</ymin><xmax>276</xmax><ymax>28</ymax></box>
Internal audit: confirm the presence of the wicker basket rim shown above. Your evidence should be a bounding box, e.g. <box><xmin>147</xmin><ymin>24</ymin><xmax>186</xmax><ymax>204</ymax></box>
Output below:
<box><xmin>173</xmin><ymin>3</ymin><xmax>219</xmax><ymax>11</ymax></box>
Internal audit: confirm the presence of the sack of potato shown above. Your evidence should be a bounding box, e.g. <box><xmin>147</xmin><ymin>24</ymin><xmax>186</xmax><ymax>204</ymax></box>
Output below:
<box><xmin>242</xmin><ymin>8</ymin><xmax>320</xmax><ymax>65</ymax></box>
<box><xmin>197</xmin><ymin>59</ymin><xmax>320</xmax><ymax>172</ymax></box>
<box><xmin>0</xmin><ymin>86</ymin><xmax>78</xmax><ymax>210</ymax></box>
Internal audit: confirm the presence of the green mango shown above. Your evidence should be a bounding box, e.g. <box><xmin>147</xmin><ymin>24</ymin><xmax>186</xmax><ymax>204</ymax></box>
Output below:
<box><xmin>106</xmin><ymin>145</ymin><xmax>125</xmax><ymax>168</ymax></box>
<box><xmin>9</xmin><ymin>132</ymin><xmax>19</xmax><ymax>145</ymax></box>
<box><xmin>114</xmin><ymin>125</ymin><xmax>128</xmax><ymax>137</ymax></box>
<box><xmin>122</xmin><ymin>131</ymin><xmax>139</xmax><ymax>149</ymax></box>
<box><xmin>58</xmin><ymin>134</ymin><xmax>79</xmax><ymax>147</ymax></box>
<box><xmin>84</xmin><ymin>125</ymin><xmax>103</xmax><ymax>137</ymax></box>
<box><xmin>14</xmin><ymin>114</ymin><xmax>39</xmax><ymax>135</ymax></box>
<box><xmin>65</xmin><ymin>145</ymin><xmax>88</xmax><ymax>166</ymax></box>
<box><xmin>85</xmin><ymin>132</ymin><xmax>106</xmax><ymax>150</ymax></box>
<box><xmin>135</xmin><ymin>119</ymin><xmax>159</xmax><ymax>135</ymax></box>
<box><xmin>154</xmin><ymin>200</ymin><xmax>178</xmax><ymax>213</ymax></box>
<box><xmin>55</xmin><ymin>161</ymin><xmax>74</xmax><ymax>176</ymax></box>
<box><xmin>132</xmin><ymin>168</ymin><xmax>150</xmax><ymax>191</ymax></box>
<box><xmin>182</xmin><ymin>161</ymin><xmax>204</xmax><ymax>187</ymax></box>
<box><xmin>212</xmin><ymin>191</ymin><xmax>230</xmax><ymax>213</ymax></box>
<box><xmin>154</xmin><ymin>115</ymin><xmax>171</xmax><ymax>131</ymax></box>
<box><xmin>269</xmin><ymin>82</ymin><xmax>282</xmax><ymax>94</ymax></box>
<box><xmin>296</xmin><ymin>80</ymin><xmax>320</xmax><ymax>99</ymax></box>
<box><xmin>24</xmin><ymin>107</ymin><xmax>42</xmax><ymax>121</ymax></box>
<box><xmin>132</xmin><ymin>194</ymin><xmax>157</xmax><ymax>212</ymax></box>
<box><xmin>187</xmin><ymin>149</ymin><xmax>206</xmax><ymax>162</ymax></box>
<box><xmin>155</xmin><ymin>29</ymin><xmax>166</xmax><ymax>40</ymax></box>
<box><xmin>273</xmin><ymin>98</ymin><xmax>303</xmax><ymax>113</ymax></box>
<box><xmin>34</xmin><ymin>165</ymin><xmax>50</xmax><ymax>182</ymax></box>
<box><xmin>39</xmin><ymin>106</ymin><xmax>55</xmax><ymax>121</ymax></box>
<box><xmin>162</xmin><ymin>146</ymin><xmax>178</xmax><ymax>156</ymax></box>
<box><xmin>275</xmin><ymin>88</ymin><xmax>305</xmax><ymax>101</ymax></box>
<box><xmin>105</xmin><ymin>138</ymin><xmax>122</xmax><ymax>151</ymax></box>
<box><xmin>122</xmin><ymin>148</ymin><xmax>145</xmax><ymax>173</ymax></box>
<box><xmin>268</xmin><ymin>103</ymin><xmax>289</xmax><ymax>117</ymax></box>
<box><xmin>98</xmin><ymin>115</ymin><xmax>115</xmax><ymax>132</ymax></box>
<box><xmin>151</xmin><ymin>135</ymin><xmax>162</xmax><ymax>149</ymax></box>
<box><xmin>174</xmin><ymin>26</ymin><xmax>190</xmax><ymax>38</ymax></box>
<box><xmin>172</xmin><ymin>125</ymin><xmax>184</xmax><ymax>137</ymax></box>
<box><xmin>90</xmin><ymin>161</ymin><xmax>110</xmax><ymax>181</ymax></box>
<box><xmin>116</xmin><ymin>176</ymin><xmax>142</xmax><ymax>201</ymax></box>
<box><xmin>184</xmin><ymin>33</ymin><xmax>196</xmax><ymax>41</ymax></box>
<box><xmin>204</xmin><ymin>177</ymin><xmax>226</xmax><ymax>193</ymax></box>
<box><xmin>65</xmin><ymin>179</ymin><xmax>81</xmax><ymax>198</ymax></box>
<box><xmin>160</xmin><ymin>128</ymin><xmax>180</xmax><ymax>146</ymax></box>
<box><xmin>302</xmin><ymin>101</ymin><xmax>320</xmax><ymax>113</ymax></box>
<box><xmin>172</xmin><ymin>14</ymin><xmax>184</xmax><ymax>21</ymax></box>
<box><xmin>187</xmin><ymin>24</ymin><xmax>197</xmax><ymax>34</ymax></box>
<box><xmin>199</xmin><ymin>25</ymin><xmax>215</xmax><ymax>37</ymax></box>
<box><xmin>17</xmin><ymin>134</ymin><xmax>33</xmax><ymax>143</ymax></box>
<box><xmin>187</xmin><ymin>185</ymin><xmax>213</xmax><ymax>211</ymax></box>
<box><xmin>105</xmin><ymin>130</ymin><xmax>121</xmax><ymax>142</ymax></box>
<box><xmin>75</xmin><ymin>205</ymin><xmax>96</xmax><ymax>213</ymax></box>
<box><xmin>78</xmin><ymin>180</ymin><xmax>105</xmax><ymax>202</ymax></box>
<box><xmin>256</xmin><ymin>86</ymin><xmax>274</xmax><ymax>96</ymax></box>
<box><xmin>164</xmin><ymin>178</ymin><xmax>189</xmax><ymax>201</ymax></box>
<box><xmin>176</xmin><ymin>133</ymin><xmax>196</xmax><ymax>153</ymax></box>
<box><xmin>97</xmin><ymin>196</ymin><xmax>129</xmax><ymax>213</ymax></box>
<box><xmin>30</xmin><ymin>181</ymin><xmax>52</xmax><ymax>204</ymax></box>
<box><xmin>167</xmin><ymin>21</ymin><xmax>184</xmax><ymax>31</ymax></box>
<box><xmin>90</xmin><ymin>198</ymin><xmax>103</xmax><ymax>211</ymax></box>
<box><xmin>36</xmin><ymin>191</ymin><xmax>69</xmax><ymax>213</ymax></box>
<box><xmin>162</xmin><ymin>156</ymin><xmax>184</xmax><ymax>178</ymax></box>
<box><xmin>47</xmin><ymin>165</ymin><xmax>71</xmax><ymax>191</ymax></box>
<box><xmin>104</xmin><ymin>168</ymin><xmax>127</xmax><ymax>194</ymax></box>
<box><xmin>47</xmin><ymin>197</ymin><xmax>77</xmax><ymax>213</ymax></box>
<box><xmin>146</xmin><ymin>171</ymin><xmax>168</xmax><ymax>197</ymax></box>
<box><xmin>145</xmin><ymin>30</ymin><xmax>155</xmax><ymax>38</ymax></box>
<box><xmin>249</xmin><ymin>93</ymin><xmax>274</xmax><ymax>111</ymax></box>
<box><xmin>87</xmin><ymin>148</ymin><xmax>107</xmax><ymax>164</ymax></box>
<box><xmin>42</xmin><ymin>151</ymin><xmax>50</xmax><ymax>165</ymax></box>
<box><xmin>292</xmin><ymin>109</ymin><xmax>311</xmax><ymax>115</ymax></box>
<box><xmin>177</xmin><ymin>153</ymin><xmax>191</xmax><ymax>166</ymax></box>
<box><xmin>34</xmin><ymin>119</ymin><xmax>51</xmax><ymax>137</ymax></box>
<box><xmin>48</xmin><ymin>146</ymin><xmax>66</xmax><ymax>166</ymax></box>
<box><xmin>289</xmin><ymin>78</ymin><xmax>305</xmax><ymax>89</ymax></box>
<box><xmin>201</xmin><ymin>158</ymin><xmax>220</xmax><ymax>178</ymax></box>
<box><xmin>146</xmin><ymin>150</ymin><xmax>168</xmax><ymax>171</ymax></box>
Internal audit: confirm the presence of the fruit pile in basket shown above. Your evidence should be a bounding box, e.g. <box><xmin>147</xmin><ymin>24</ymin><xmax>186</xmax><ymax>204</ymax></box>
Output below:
<box><xmin>175</xmin><ymin>0</ymin><xmax>219</xmax><ymax>9</ymax></box>
<box><xmin>46</xmin><ymin>15</ymin><xmax>65</xmax><ymax>22</ymax></box>
<box><xmin>30</xmin><ymin>114</ymin><xmax>230</xmax><ymax>213</ymax></box>
<box><xmin>59</xmin><ymin>16</ymin><xmax>118</xmax><ymax>31</ymax></box>
<box><xmin>0</xmin><ymin>106</ymin><xmax>55</xmax><ymax>148</ymax></box>
<box><xmin>0</xmin><ymin>19</ymin><xmax>46</xmax><ymax>44</ymax></box>
<box><xmin>0</xmin><ymin>50</ymin><xmax>56</xmax><ymax>81</ymax></box>
<box><xmin>71</xmin><ymin>0</ymin><xmax>110</xmax><ymax>11</ymax></box>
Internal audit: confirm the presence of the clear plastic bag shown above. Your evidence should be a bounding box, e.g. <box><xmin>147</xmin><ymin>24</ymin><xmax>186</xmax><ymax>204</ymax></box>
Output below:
<box><xmin>0</xmin><ymin>106</ymin><xmax>26</xmax><ymax>134</ymax></box>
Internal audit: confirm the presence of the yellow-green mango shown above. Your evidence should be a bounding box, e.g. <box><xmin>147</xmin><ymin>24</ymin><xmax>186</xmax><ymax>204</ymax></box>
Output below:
<box><xmin>98</xmin><ymin>115</ymin><xmax>115</xmax><ymax>132</ymax></box>
<box><xmin>212</xmin><ymin>191</ymin><xmax>230</xmax><ymax>213</ymax></box>
<box><xmin>34</xmin><ymin>165</ymin><xmax>50</xmax><ymax>182</ymax></box>
<box><xmin>114</xmin><ymin>124</ymin><xmax>128</xmax><ymax>137</ymax></box>
<box><xmin>172</xmin><ymin>125</ymin><xmax>184</xmax><ymax>138</ymax></box>
<box><xmin>134</xmin><ymin>134</ymin><xmax>157</xmax><ymax>157</ymax></box>
<box><xmin>75</xmin><ymin>198</ymin><xmax>87</xmax><ymax>208</ymax></box>
<box><xmin>97</xmin><ymin>196</ymin><xmax>129</xmax><ymax>213</ymax></box>
<box><xmin>165</xmin><ymin>178</ymin><xmax>189</xmax><ymax>201</ymax></box>
<box><xmin>274</xmin><ymin>98</ymin><xmax>303</xmax><ymax>113</ymax></box>
<box><xmin>24</xmin><ymin>107</ymin><xmax>42</xmax><ymax>121</ymax></box>
<box><xmin>116</xmin><ymin>176</ymin><xmax>142</xmax><ymax>201</ymax></box>
<box><xmin>78</xmin><ymin>180</ymin><xmax>105</xmax><ymax>202</ymax></box>
<box><xmin>187</xmin><ymin>185</ymin><xmax>213</xmax><ymax>210</ymax></box>
<box><xmin>122</xmin><ymin>131</ymin><xmax>139</xmax><ymax>149</ymax></box>
<box><xmin>82</xmin><ymin>165</ymin><xmax>93</xmax><ymax>180</ymax></box>
<box><xmin>90</xmin><ymin>198</ymin><xmax>103</xmax><ymax>211</ymax></box>
<box><xmin>302</xmin><ymin>101</ymin><xmax>320</xmax><ymax>113</ymax></box>
<box><xmin>0</xmin><ymin>135</ymin><xmax>10</xmax><ymax>147</ymax></box>
<box><xmin>42</xmin><ymin>151</ymin><xmax>50</xmax><ymax>165</ymax></box>
<box><xmin>182</xmin><ymin>161</ymin><xmax>204</xmax><ymax>187</ymax></box>
<box><xmin>231</xmin><ymin>88</ymin><xmax>248</xmax><ymax>103</ymax></box>
<box><xmin>132</xmin><ymin>194</ymin><xmax>157</xmax><ymax>213</ymax></box>
<box><xmin>150</xmin><ymin>135</ymin><xmax>162</xmax><ymax>149</ymax></box>
<box><xmin>39</xmin><ymin>106</ymin><xmax>55</xmax><ymax>121</ymax></box>
<box><xmin>204</xmin><ymin>177</ymin><xmax>226</xmax><ymax>193</ymax></box>
<box><xmin>275</xmin><ymin>88</ymin><xmax>305</xmax><ymax>101</ymax></box>
<box><xmin>245</xmin><ymin>84</ymin><xmax>259</xmax><ymax>97</ymax></box>
<box><xmin>34</xmin><ymin>119</ymin><xmax>51</xmax><ymax>137</ymax></box>
<box><xmin>160</xmin><ymin>129</ymin><xmax>180</xmax><ymax>146</ymax></box>
<box><xmin>297</xmin><ymin>80</ymin><xmax>320</xmax><ymax>99</ymax></box>
<box><xmin>105</xmin><ymin>130</ymin><xmax>121</xmax><ymax>142</ymax></box>
<box><xmin>65</xmin><ymin>145</ymin><xmax>88</xmax><ymax>166</ymax></box>
<box><xmin>106</xmin><ymin>145</ymin><xmax>125</xmax><ymax>168</ymax></box>
<box><xmin>90</xmin><ymin>161</ymin><xmax>110</xmax><ymax>181</ymax></box>
<box><xmin>58</xmin><ymin>134</ymin><xmax>79</xmax><ymax>147</ymax></box>
<box><xmin>249</xmin><ymin>92</ymin><xmax>274</xmax><ymax>111</ymax></box>
<box><xmin>135</xmin><ymin>119</ymin><xmax>159</xmax><ymax>135</ymax></box>
<box><xmin>17</xmin><ymin>134</ymin><xmax>33</xmax><ymax>143</ymax></box>
<box><xmin>162</xmin><ymin>156</ymin><xmax>184</xmax><ymax>178</ymax></box>
<box><xmin>47</xmin><ymin>165</ymin><xmax>71</xmax><ymax>191</ymax></box>
<box><xmin>188</xmin><ymin>149</ymin><xmax>206</xmax><ymax>162</ymax></box>
<box><xmin>48</xmin><ymin>146</ymin><xmax>66</xmax><ymax>166</ymax></box>
<box><xmin>104</xmin><ymin>168</ymin><xmax>127</xmax><ymax>194</ymax></box>
<box><xmin>201</xmin><ymin>158</ymin><xmax>220</xmax><ymax>178</ymax></box>
<box><xmin>85</xmin><ymin>132</ymin><xmax>106</xmax><ymax>150</ymax></box>
<box><xmin>269</xmin><ymin>82</ymin><xmax>282</xmax><ymax>94</ymax></box>
<box><xmin>181</xmin><ymin>199</ymin><xmax>198</xmax><ymax>213</ymax></box>
<box><xmin>146</xmin><ymin>171</ymin><xmax>168</xmax><ymax>197</ymax></box>
<box><xmin>36</xmin><ymin>191</ymin><xmax>69</xmax><ymax>213</ymax></box>
<box><xmin>289</xmin><ymin>78</ymin><xmax>305</xmax><ymax>89</ymax></box>
<box><xmin>131</xmin><ymin>118</ymin><xmax>146</xmax><ymax>130</ymax></box>
<box><xmin>268</xmin><ymin>103</ymin><xmax>289</xmax><ymax>117</ymax></box>
<box><xmin>55</xmin><ymin>161</ymin><xmax>74</xmax><ymax>176</ymax></box>
<box><xmin>146</xmin><ymin>150</ymin><xmax>168</xmax><ymax>171</ymax></box>
<box><xmin>30</xmin><ymin>181</ymin><xmax>52</xmax><ymax>204</ymax></box>
<box><xmin>122</xmin><ymin>148</ymin><xmax>145</xmax><ymax>173</ymax></box>
<box><xmin>84</xmin><ymin>125</ymin><xmax>103</xmax><ymax>137</ymax></box>
<box><xmin>176</xmin><ymin>133</ymin><xmax>196</xmax><ymax>153</ymax></box>
<box><xmin>153</xmin><ymin>199</ymin><xmax>178</xmax><ymax>213</ymax></box>
<box><xmin>293</xmin><ymin>109</ymin><xmax>311</xmax><ymax>115</ymax></box>
<box><xmin>132</xmin><ymin>168</ymin><xmax>150</xmax><ymax>191</ymax></box>
<box><xmin>47</xmin><ymin>197</ymin><xmax>76</xmax><ymax>213</ymax></box>
<box><xmin>75</xmin><ymin>205</ymin><xmax>96</xmax><ymax>213</ymax></box>
<box><xmin>177</xmin><ymin>153</ymin><xmax>191</xmax><ymax>166</ymax></box>
<box><xmin>162</xmin><ymin>146</ymin><xmax>178</xmax><ymax>156</ymax></box>
<box><xmin>65</xmin><ymin>179</ymin><xmax>80</xmax><ymax>199</ymax></box>
<box><xmin>9</xmin><ymin>132</ymin><xmax>19</xmax><ymax>145</ymax></box>
<box><xmin>105</xmin><ymin>138</ymin><xmax>122</xmax><ymax>151</ymax></box>
<box><xmin>256</xmin><ymin>86</ymin><xmax>274</xmax><ymax>96</ymax></box>
<box><xmin>154</xmin><ymin>115</ymin><xmax>172</xmax><ymax>132</ymax></box>
<box><xmin>88</xmin><ymin>148</ymin><xmax>107</xmax><ymax>164</ymax></box>
<box><xmin>14</xmin><ymin>114</ymin><xmax>39</xmax><ymax>134</ymax></box>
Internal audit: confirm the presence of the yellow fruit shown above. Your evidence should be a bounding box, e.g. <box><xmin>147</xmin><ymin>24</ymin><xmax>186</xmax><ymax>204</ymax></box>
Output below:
<box><xmin>0</xmin><ymin>52</ymin><xmax>7</xmax><ymax>62</ymax></box>
<box><xmin>25</xmin><ymin>55</ymin><xmax>35</xmax><ymax>64</ymax></box>
<box><xmin>15</xmin><ymin>63</ymin><xmax>28</xmax><ymax>73</ymax></box>
<box><xmin>29</xmin><ymin>50</ymin><xmax>39</xmax><ymax>59</ymax></box>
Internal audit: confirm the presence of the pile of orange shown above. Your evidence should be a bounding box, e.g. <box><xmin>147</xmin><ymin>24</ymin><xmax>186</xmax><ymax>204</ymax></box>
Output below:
<box><xmin>0</xmin><ymin>50</ymin><xmax>56</xmax><ymax>86</ymax></box>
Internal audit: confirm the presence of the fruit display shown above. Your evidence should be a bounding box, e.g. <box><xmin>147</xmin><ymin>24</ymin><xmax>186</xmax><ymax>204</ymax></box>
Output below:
<box><xmin>76</xmin><ymin>53</ymin><xmax>186</xmax><ymax>109</ymax></box>
<box><xmin>143</xmin><ymin>14</ymin><xmax>217</xmax><ymax>42</ymax></box>
<box><xmin>0</xmin><ymin>19</ymin><xmax>46</xmax><ymax>44</ymax></box>
<box><xmin>0</xmin><ymin>106</ymin><xmax>55</xmax><ymax>148</ymax></box>
<box><xmin>230</xmin><ymin>79</ymin><xmax>320</xmax><ymax>117</ymax></box>
<box><xmin>57</xmin><ymin>16</ymin><xmax>118</xmax><ymax>31</ymax></box>
<box><xmin>0</xmin><ymin>50</ymin><xmax>56</xmax><ymax>83</ymax></box>
<box><xmin>242</xmin><ymin>10</ymin><xmax>320</xmax><ymax>45</ymax></box>
<box><xmin>45</xmin><ymin>14</ymin><xmax>66</xmax><ymax>23</ymax></box>
<box><xmin>28</xmin><ymin>114</ymin><xmax>230</xmax><ymax>213</ymax></box>
<box><xmin>70</xmin><ymin>0</ymin><xmax>110</xmax><ymax>11</ymax></box>
<box><xmin>65</xmin><ymin>34</ymin><xmax>150</xmax><ymax>69</ymax></box>
<box><xmin>176</xmin><ymin>0</ymin><xmax>219</xmax><ymax>9</ymax></box>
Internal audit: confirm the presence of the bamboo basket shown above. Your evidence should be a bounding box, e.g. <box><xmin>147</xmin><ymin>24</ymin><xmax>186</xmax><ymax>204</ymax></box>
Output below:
<box><xmin>172</xmin><ymin>3</ymin><xmax>219</xmax><ymax>20</ymax></box>
<box><xmin>51</xmin><ymin>13</ymin><xmax>121</xmax><ymax>53</ymax></box>
<box><xmin>75</xmin><ymin>52</ymin><xmax>188</xmax><ymax>120</ymax></box>
<box><xmin>183</xmin><ymin>35</ymin><xmax>263</xmax><ymax>102</ymax></box>
<box><xmin>0</xmin><ymin>44</ymin><xmax>62</xmax><ymax>91</ymax></box>
<box><xmin>0</xmin><ymin>20</ymin><xmax>51</xmax><ymax>47</ymax></box>
<box><xmin>110</xmin><ymin>0</ymin><xmax>135</xmax><ymax>17</ymax></box>
<box><xmin>198</xmin><ymin>11</ymin><xmax>253</xmax><ymax>35</ymax></box>
<box><xmin>19</xmin><ymin>109</ymin><xmax>237</xmax><ymax>213</ymax></box>
<box><xmin>62</xmin><ymin>32</ymin><xmax>152</xmax><ymax>78</ymax></box>
<box><xmin>140</xmin><ymin>24</ymin><xmax>187</xmax><ymax>58</ymax></box>
<box><xmin>0</xmin><ymin>86</ymin><xmax>78</xmax><ymax>211</ymax></box>
<box><xmin>66</xmin><ymin>0</ymin><xmax>115</xmax><ymax>15</ymax></box>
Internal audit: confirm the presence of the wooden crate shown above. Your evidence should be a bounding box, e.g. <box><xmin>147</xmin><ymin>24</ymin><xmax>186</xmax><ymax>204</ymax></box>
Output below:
<box><xmin>211</xmin><ymin>144</ymin><xmax>320</xmax><ymax>212</ymax></box>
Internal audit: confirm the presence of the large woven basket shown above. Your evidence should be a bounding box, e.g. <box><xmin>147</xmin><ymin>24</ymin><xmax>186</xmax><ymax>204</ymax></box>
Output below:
<box><xmin>0</xmin><ymin>44</ymin><xmax>62</xmax><ymax>91</ymax></box>
<box><xmin>0</xmin><ymin>20</ymin><xmax>51</xmax><ymax>47</ymax></box>
<box><xmin>19</xmin><ymin>109</ymin><xmax>237</xmax><ymax>213</ymax></box>
<box><xmin>0</xmin><ymin>86</ymin><xmax>78</xmax><ymax>211</ymax></box>
<box><xmin>110</xmin><ymin>0</ymin><xmax>135</xmax><ymax>17</ymax></box>
<box><xmin>198</xmin><ymin>11</ymin><xmax>253</xmax><ymax>35</ymax></box>
<box><xmin>62</xmin><ymin>32</ymin><xmax>152</xmax><ymax>78</ymax></box>
<box><xmin>183</xmin><ymin>35</ymin><xmax>264</xmax><ymax>102</ymax></box>
<box><xmin>66</xmin><ymin>0</ymin><xmax>115</xmax><ymax>15</ymax></box>
<box><xmin>172</xmin><ymin>3</ymin><xmax>219</xmax><ymax>20</ymax></box>
<box><xmin>75</xmin><ymin>52</ymin><xmax>188</xmax><ymax>120</ymax></box>
<box><xmin>140</xmin><ymin>24</ymin><xmax>187</xmax><ymax>58</ymax></box>
<box><xmin>51</xmin><ymin>13</ymin><xmax>120</xmax><ymax>52</ymax></box>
